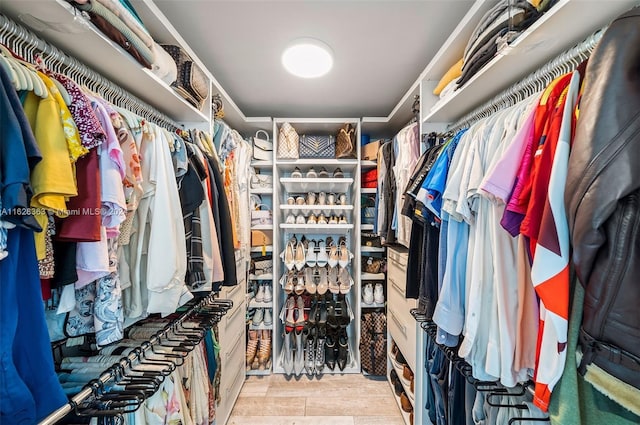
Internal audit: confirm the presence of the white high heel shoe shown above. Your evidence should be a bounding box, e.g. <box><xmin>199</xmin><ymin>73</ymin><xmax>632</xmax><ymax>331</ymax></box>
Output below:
<box><xmin>316</xmin><ymin>240</ymin><xmax>328</xmax><ymax>267</ymax></box>
<box><xmin>306</xmin><ymin>239</ymin><xmax>317</xmax><ymax>267</ymax></box>
<box><xmin>284</xmin><ymin>240</ymin><xmax>295</xmax><ymax>271</ymax></box>
<box><xmin>294</xmin><ymin>240</ymin><xmax>306</xmax><ymax>271</ymax></box>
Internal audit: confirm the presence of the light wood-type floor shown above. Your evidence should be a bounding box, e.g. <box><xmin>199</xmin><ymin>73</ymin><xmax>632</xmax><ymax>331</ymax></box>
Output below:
<box><xmin>227</xmin><ymin>373</ymin><xmax>405</xmax><ymax>425</ymax></box>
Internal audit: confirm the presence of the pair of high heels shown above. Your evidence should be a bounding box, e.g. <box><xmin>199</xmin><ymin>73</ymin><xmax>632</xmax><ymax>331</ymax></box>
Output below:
<box><xmin>283</xmin><ymin>237</ymin><xmax>306</xmax><ymax>271</ymax></box>
<box><xmin>325</xmin><ymin>327</ymin><xmax>349</xmax><ymax>371</ymax></box>
<box><xmin>284</xmin><ymin>294</ymin><xmax>307</xmax><ymax>332</ymax></box>
<box><xmin>327</xmin><ymin>266</ymin><xmax>353</xmax><ymax>295</ymax></box>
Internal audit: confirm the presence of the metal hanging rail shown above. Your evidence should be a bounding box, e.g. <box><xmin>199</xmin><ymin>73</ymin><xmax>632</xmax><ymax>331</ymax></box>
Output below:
<box><xmin>38</xmin><ymin>295</ymin><xmax>232</xmax><ymax>425</ymax></box>
<box><xmin>447</xmin><ymin>27</ymin><xmax>606</xmax><ymax>133</ymax></box>
<box><xmin>0</xmin><ymin>13</ymin><xmax>181</xmax><ymax>130</ymax></box>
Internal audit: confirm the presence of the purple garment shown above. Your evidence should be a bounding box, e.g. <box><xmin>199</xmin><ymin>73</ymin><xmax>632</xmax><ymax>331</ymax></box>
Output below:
<box><xmin>53</xmin><ymin>73</ymin><xmax>106</xmax><ymax>149</ymax></box>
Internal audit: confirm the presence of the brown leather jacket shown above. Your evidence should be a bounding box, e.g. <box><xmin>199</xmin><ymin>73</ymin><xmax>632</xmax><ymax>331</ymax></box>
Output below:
<box><xmin>565</xmin><ymin>7</ymin><xmax>640</xmax><ymax>389</ymax></box>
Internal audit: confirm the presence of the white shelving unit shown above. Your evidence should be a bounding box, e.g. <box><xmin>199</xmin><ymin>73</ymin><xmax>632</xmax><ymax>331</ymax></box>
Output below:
<box><xmin>361</xmin><ymin>188</ymin><xmax>377</xmax><ymax>194</ymax></box>
<box><xmin>361</xmin><ymin>247</ymin><xmax>386</xmax><ymax>253</ymax></box>
<box><xmin>0</xmin><ymin>0</ymin><xmax>211</xmax><ymax>124</ymax></box>
<box><xmin>420</xmin><ymin>0</ymin><xmax>639</xmax><ymax>130</ymax></box>
<box><xmin>361</xmin><ymin>272</ymin><xmax>386</xmax><ymax>281</ymax></box>
<box><xmin>272</xmin><ymin>118</ymin><xmax>362</xmax><ymax>376</ymax></box>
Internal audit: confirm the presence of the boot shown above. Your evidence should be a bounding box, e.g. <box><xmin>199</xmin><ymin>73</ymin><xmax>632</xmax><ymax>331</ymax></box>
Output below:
<box><xmin>246</xmin><ymin>330</ymin><xmax>259</xmax><ymax>371</ymax></box>
<box><xmin>258</xmin><ymin>330</ymin><xmax>272</xmax><ymax>370</ymax></box>
<box><xmin>315</xmin><ymin>327</ymin><xmax>326</xmax><ymax>374</ymax></box>
<box><xmin>303</xmin><ymin>326</ymin><xmax>316</xmax><ymax>376</ymax></box>
<box><xmin>283</xmin><ymin>330</ymin><xmax>294</xmax><ymax>375</ymax></box>
<box><xmin>325</xmin><ymin>331</ymin><xmax>337</xmax><ymax>371</ymax></box>
<box><xmin>337</xmin><ymin>329</ymin><xmax>349</xmax><ymax>371</ymax></box>
<box><xmin>293</xmin><ymin>328</ymin><xmax>305</xmax><ymax>377</ymax></box>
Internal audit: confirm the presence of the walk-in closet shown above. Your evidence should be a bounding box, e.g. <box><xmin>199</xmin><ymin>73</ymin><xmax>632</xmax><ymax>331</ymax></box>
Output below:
<box><xmin>1</xmin><ymin>1</ymin><xmax>639</xmax><ymax>424</ymax></box>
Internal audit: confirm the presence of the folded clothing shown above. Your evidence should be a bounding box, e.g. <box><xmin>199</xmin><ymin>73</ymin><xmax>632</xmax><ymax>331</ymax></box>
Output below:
<box><xmin>92</xmin><ymin>0</ymin><xmax>154</xmax><ymax>50</ymax></box>
<box><xmin>433</xmin><ymin>58</ymin><xmax>463</xmax><ymax>96</ymax></box>
<box><xmin>74</xmin><ymin>0</ymin><xmax>155</xmax><ymax>67</ymax></box>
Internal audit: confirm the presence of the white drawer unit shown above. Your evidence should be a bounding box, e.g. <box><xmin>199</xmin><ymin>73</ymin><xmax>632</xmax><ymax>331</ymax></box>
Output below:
<box><xmin>386</xmin><ymin>246</ymin><xmax>418</xmax><ymax>373</ymax></box>
<box><xmin>217</xmin><ymin>278</ymin><xmax>247</xmax><ymax>425</ymax></box>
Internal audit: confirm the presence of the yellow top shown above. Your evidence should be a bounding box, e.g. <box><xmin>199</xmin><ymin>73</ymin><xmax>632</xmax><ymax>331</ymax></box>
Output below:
<box><xmin>433</xmin><ymin>58</ymin><xmax>463</xmax><ymax>96</ymax></box>
<box><xmin>23</xmin><ymin>90</ymin><xmax>78</xmax><ymax>259</ymax></box>
<box><xmin>38</xmin><ymin>72</ymin><xmax>88</xmax><ymax>162</ymax></box>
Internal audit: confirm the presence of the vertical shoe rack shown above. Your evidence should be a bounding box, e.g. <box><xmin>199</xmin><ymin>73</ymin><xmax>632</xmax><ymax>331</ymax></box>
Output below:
<box><xmin>272</xmin><ymin>118</ymin><xmax>362</xmax><ymax>376</ymax></box>
<box><xmin>246</xmin><ymin>154</ymin><xmax>275</xmax><ymax>375</ymax></box>
<box><xmin>359</xmin><ymin>158</ymin><xmax>388</xmax><ymax>375</ymax></box>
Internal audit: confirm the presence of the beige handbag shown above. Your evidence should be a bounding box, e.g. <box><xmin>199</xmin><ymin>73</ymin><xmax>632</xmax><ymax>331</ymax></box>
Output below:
<box><xmin>277</xmin><ymin>122</ymin><xmax>299</xmax><ymax>159</ymax></box>
<box><xmin>336</xmin><ymin>123</ymin><xmax>357</xmax><ymax>159</ymax></box>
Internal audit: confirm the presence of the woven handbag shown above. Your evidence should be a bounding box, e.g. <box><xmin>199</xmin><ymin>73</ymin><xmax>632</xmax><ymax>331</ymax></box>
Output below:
<box><xmin>161</xmin><ymin>44</ymin><xmax>208</xmax><ymax>109</ymax></box>
<box><xmin>336</xmin><ymin>123</ymin><xmax>357</xmax><ymax>159</ymax></box>
<box><xmin>360</xmin><ymin>311</ymin><xmax>387</xmax><ymax>376</ymax></box>
<box><xmin>299</xmin><ymin>135</ymin><xmax>336</xmax><ymax>159</ymax></box>
<box><xmin>277</xmin><ymin>122</ymin><xmax>299</xmax><ymax>159</ymax></box>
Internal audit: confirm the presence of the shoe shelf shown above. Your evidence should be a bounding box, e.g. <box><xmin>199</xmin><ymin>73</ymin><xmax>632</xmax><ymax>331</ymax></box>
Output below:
<box><xmin>246</xmin><ymin>367</ymin><xmax>272</xmax><ymax>376</ymax></box>
<box><xmin>280</xmin><ymin>205</ymin><xmax>354</xmax><ymax>217</ymax></box>
<box><xmin>279</xmin><ymin>223</ymin><xmax>354</xmax><ymax>234</ymax></box>
<box><xmin>390</xmin><ymin>351</ymin><xmax>415</xmax><ymax>405</ymax></box>
<box><xmin>251</xmin><ymin>246</ymin><xmax>274</xmax><ymax>253</ymax></box>
<box><xmin>249</xmin><ymin>299</ymin><xmax>273</xmax><ymax>309</ymax></box>
<box><xmin>251</xmin><ymin>224</ymin><xmax>274</xmax><ymax>231</ymax></box>
<box><xmin>251</xmin><ymin>160</ymin><xmax>274</xmax><ymax>169</ymax></box>
<box><xmin>361</xmin><ymin>224</ymin><xmax>374</xmax><ymax>231</ymax></box>
<box><xmin>388</xmin><ymin>381</ymin><xmax>413</xmax><ymax>425</ymax></box>
<box><xmin>361</xmin><ymin>272</ymin><xmax>386</xmax><ymax>281</ymax></box>
<box><xmin>360</xmin><ymin>160</ymin><xmax>377</xmax><ymax>169</ymax></box>
<box><xmin>276</xmin><ymin>158</ymin><xmax>359</xmax><ymax>172</ymax></box>
<box><xmin>361</xmin><ymin>301</ymin><xmax>386</xmax><ymax>309</ymax></box>
<box><xmin>249</xmin><ymin>323</ymin><xmax>273</xmax><ymax>331</ymax></box>
<box><xmin>361</xmin><ymin>246</ymin><xmax>386</xmax><ymax>253</ymax></box>
<box><xmin>361</xmin><ymin>188</ymin><xmax>377</xmax><ymax>194</ymax></box>
<box><xmin>250</xmin><ymin>188</ymin><xmax>273</xmax><ymax>195</ymax></box>
<box><xmin>249</xmin><ymin>273</ymin><xmax>274</xmax><ymax>281</ymax></box>
<box><xmin>280</xmin><ymin>177</ymin><xmax>355</xmax><ymax>194</ymax></box>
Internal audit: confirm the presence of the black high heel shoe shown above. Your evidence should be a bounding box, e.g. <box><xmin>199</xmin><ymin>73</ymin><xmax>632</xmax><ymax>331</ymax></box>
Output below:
<box><xmin>325</xmin><ymin>331</ymin><xmax>337</xmax><ymax>371</ymax></box>
<box><xmin>336</xmin><ymin>295</ymin><xmax>350</xmax><ymax>326</ymax></box>
<box><xmin>337</xmin><ymin>329</ymin><xmax>349</xmax><ymax>371</ymax></box>
<box><xmin>327</xmin><ymin>299</ymin><xmax>339</xmax><ymax>329</ymax></box>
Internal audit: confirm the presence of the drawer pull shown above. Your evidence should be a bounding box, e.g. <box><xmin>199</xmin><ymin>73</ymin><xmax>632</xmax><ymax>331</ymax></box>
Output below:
<box><xmin>390</xmin><ymin>278</ymin><xmax>405</xmax><ymax>297</ymax></box>
<box><xmin>390</xmin><ymin>311</ymin><xmax>407</xmax><ymax>337</ymax></box>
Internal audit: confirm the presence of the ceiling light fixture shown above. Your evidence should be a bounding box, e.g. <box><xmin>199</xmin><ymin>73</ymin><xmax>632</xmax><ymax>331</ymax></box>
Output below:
<box><xmin>282</xmin><ymin>38</ymin><xmax>333</xmax><ymax>79</ymax></box>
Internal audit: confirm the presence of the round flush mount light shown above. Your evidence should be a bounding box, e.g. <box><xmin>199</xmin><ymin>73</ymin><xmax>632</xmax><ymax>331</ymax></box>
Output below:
<box><xmin>282</xmin><ymin>38</ymin><xmax>334</xmax><ymax>78</ymax></box>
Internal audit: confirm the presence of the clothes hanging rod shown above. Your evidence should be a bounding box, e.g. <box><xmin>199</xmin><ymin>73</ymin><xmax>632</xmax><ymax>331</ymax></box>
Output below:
<box><xmin>38</xmin><ymin>296</ymin><xmax>232</xmax><ymax>425</ymax></box>
<box><xmin>446</xmin><ymin>27</ymin><xmax>606</xmax><ymax>134</ymax></box>
<box><xmin>0</xmin><ymin>13</ymin><xmax>181</xmax><ymax>131</ymax></box>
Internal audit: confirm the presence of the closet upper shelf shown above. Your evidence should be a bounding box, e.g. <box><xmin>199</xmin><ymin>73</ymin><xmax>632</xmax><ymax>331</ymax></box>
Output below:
<box><xmin>421</xmin><ymin>0</ymin><xmax>639</xmax><ymax>125</ymax></box>
<box><xmin>0</xmin><ymin>0</ymin><xmax>209</xmax><ymax>123</ymax></box>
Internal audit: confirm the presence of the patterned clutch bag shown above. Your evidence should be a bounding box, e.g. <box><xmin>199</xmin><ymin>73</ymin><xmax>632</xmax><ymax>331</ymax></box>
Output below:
<box><xmin>299</xmin><ymin>135</ymin><xmax>336</xmax><ymax>159</ymax></box>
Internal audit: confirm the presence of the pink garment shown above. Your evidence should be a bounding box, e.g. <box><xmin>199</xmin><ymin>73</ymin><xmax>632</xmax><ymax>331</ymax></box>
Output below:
<box><xmin>75</xmin><ymin>226</ymin><xmax>110</xmax><ymax>288</ymax></box>
<box><xmin>90</xmin><ymin>97</ymin><xmax>127</xmax><ymax>238</ymax></box>
<box><xmin>479</xmin><ymin>104</ymin><xmax>536</xmax><ymax>205</ymax></box>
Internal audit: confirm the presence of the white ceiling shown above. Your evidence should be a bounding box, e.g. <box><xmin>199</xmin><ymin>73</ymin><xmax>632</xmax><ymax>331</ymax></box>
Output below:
<box><xmin>150</xmin><ymin>0</ymin><xmax>474</xmax><ymax>119</ymax></box>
